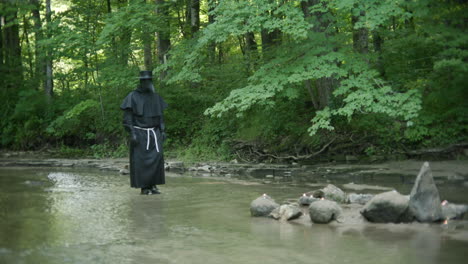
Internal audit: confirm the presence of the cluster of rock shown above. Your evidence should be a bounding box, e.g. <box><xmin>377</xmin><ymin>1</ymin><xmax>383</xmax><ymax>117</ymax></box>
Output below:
<box><xmin>250</xmin><ymin>162</ymin><xmax>468</xmax><ymax>224</ymax></box>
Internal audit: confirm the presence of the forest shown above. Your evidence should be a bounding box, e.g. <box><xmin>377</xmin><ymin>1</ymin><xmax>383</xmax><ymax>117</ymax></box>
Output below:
<box><xmin>0</xmin><ymin>0</ymin><xmax>466</xmax><ymax>162</ymax></box>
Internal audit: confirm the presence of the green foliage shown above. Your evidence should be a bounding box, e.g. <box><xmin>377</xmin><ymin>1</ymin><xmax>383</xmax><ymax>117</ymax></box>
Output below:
<box><xmin>90</xmin><ymin>141</ymin><xmax>127</xmax><ymax>158</ymax></box>
<box><xmin>1</xmin><ymin>0</ymin><xmax>466</xmax><ymax>160</ymax></box>
<box><xmin>46</xmin><ymin>99</ymin><xmax>99</xmax><ymax>139</ymax></box>
<box><xmin>1</xmin><ymin>90</ymin><xmax>50</xmax><ymax>149</ymax></box>
<box><xmin>179</xmin><ymin>118</ymin><xmax>235</xmax><ymax>162</ymax></box>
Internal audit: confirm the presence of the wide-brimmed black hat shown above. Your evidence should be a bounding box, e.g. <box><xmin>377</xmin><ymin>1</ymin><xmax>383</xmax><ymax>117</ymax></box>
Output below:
<box><xmin>138</xmin><ymin>70</ymin><xmax>153</xmax><ymax>80</ymax></box>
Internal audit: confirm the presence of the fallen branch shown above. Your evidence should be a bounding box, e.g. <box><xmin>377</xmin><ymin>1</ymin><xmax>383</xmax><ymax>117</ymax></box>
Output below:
<box><xmin>250</xmin><ymin>137</ymin><xmax>336</xmax><ymax>162</ymax></box>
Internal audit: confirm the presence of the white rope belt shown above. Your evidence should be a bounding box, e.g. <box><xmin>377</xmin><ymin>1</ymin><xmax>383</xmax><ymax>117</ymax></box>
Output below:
<box><xmin>133</xmin><ymin>126</ymin><xmax>160</xmax><ymax>152</ymax></box>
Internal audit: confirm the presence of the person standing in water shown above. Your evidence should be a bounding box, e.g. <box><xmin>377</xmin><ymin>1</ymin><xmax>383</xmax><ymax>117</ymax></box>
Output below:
<box><xmin>120</xmin><ymin>71</ymin><xmax>168</xmax><ymax>195</ymax></box>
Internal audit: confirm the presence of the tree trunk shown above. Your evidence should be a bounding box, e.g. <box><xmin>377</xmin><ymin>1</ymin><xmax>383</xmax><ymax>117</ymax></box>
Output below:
<box><xmin>207</xmin><ymin>0</ymin><xmax>216</xmax><ymax>62</ymax></box>
<box><xmin>261</xmin><ymin>29</ymin><xmax>280</xmax><ymax>51</ymax></box>
<box><xmin>352</xmin><ymin>9</ymin><xmax>368</xmax><ymax>54</ymax></box>
<box><xmin>301</xmin><ymin>0</ymin><xmax>335</xmax><ymax>110</ymax></box>
<box><xmin>3</xmin><ymin>8</ymin><xmax>23</xmax><ymax>89</ymax></box>
<box><xmin>372</xmin><ymin>30</ymin><xmax>384</xmax><ymax>76</ymax></box>
<box><xmin>244</xmin><ymin>32</ymin><xmax>258</xmax><ymax>73</ymax></box>
<box><xmin>0</xmin><ymin>17</ymin><xmax>4</xmax><ymax>89</ymax></box>
<box><xmin>45</xmin><ymin>0</ymin><xmax>53</xmax><ymax>99</ymax></box>
<box><xmin>22</xmin><ymin>15</ymin><xmax>35</xmax><ymax>80</ymax></box>
<box><xmin>31</xmin><ymin>0</ymin><xmax>45</xmax><ymax>90</ymax></box>
<box><xmin>305</xmin><ymin>79</ymin><xmax>319</xmax><ymax>110</ymax></box>
<box><xmin>106</xmin><ymin>0</ymin><xmax>112</xmax><ymax>13</ymax></box>
<box><xmin>260</xmin><ymin>1</ymin><xmax>281</xmax><ymax>52</ymax></box>
<box><xmin>245</xmin><ymin>32</ymin><xmax>257</xmax><ymax>52</ymax></box>
<box><xmin>115</xmin><ymin>0</ymin><xmax>131</xmax><ymax>66</ymax></box>
<box><xmin>143</xmin><ymin>0</ymin><xmax>153</xmax><ymax>71</ymax></box>
<box><xmin>119</xmin><ymin>27</ymin><xmax>132</xmax><ymax>66</ymax></box>
<box><xmin>143</xmin><ymin>36</ymin><xmax>153</xmax><ymax>71</ymax></box>
<box><xmin>156</xmin><ymin>0</ymin><xmax>171</xmax><ymax>80</ymax></box>
<box><xmin>189</xmin><ymin>0</ymin><xmax>200</xmax><ymax>35</ymax></box>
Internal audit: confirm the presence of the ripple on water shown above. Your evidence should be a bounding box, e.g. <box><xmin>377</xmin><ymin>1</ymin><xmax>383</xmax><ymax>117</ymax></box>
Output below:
<box><xmin>0</xmin><ymin>167</ymin><xmax>468</xmax><ymax>264</ymax></box>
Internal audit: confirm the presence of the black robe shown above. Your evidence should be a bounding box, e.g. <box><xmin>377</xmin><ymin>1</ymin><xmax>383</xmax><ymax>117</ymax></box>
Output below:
<box><xmin>120</xmin><ymin>90</ymin><xmax>168</xmax><ymax>188</ymax></box>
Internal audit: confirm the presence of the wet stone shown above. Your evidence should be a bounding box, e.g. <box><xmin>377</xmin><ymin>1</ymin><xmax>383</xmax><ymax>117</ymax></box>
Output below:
<box><xmin>321</xmin><ymin>184</ymin><xmax>346</xmax><ymax>203</ymax></box>
<box><xmin>309</xmin><ymin>200</ymin><xmax>342</xmax><ymax>224</ymax></box>
<box><xmin>119</xmin><ymin>168</ymin><xmax>129</xmax><ymax>175</ymax></box>
<box><xmin>298</xmin><ymin>195</ymin><xmax>319</xmax><ymax>206</ymax></box>
<box><xmin>360</xmin><ymin>190</ymin><xmax>409</xmax><ymax>223</ymax></box>
<box><xmin>441</xmin><ymin>202</ymin><xmax>468</xmax><ymax>220</ymax></box>
<box><xmin>347</xmin><ymin>193</ymin><xmax>374</xmax><ymax>205</ymax></box>
<box><xmin>409</xmin><ymin>162</ymin><xmax>443</xmax><ymax>222</ymax></box>
<box><xmin>269</xmin><ymin>204</ymin><xmax>302</xmax><ymax>221</ymax></box>
<box><xmin>250</xmin><ymin>194</ymin><xmax>279</xmax><ymax>217</ymax></box>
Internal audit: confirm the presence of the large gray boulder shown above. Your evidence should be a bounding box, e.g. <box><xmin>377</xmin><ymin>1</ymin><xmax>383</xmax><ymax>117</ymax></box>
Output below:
<box><xmin>270</xmin><ymin>204</ymin><xmax>302</xmax><ymax>221</ymax></box>
<box><xmin>409</xmin><ymin>162</ymin><xmax>443</xmax><ymax>222</ymax></box>
<box><xmin>250</xmin><ymin>194</ymin><xmax>280</xmax><ymax>217</ymax></box>
<box><xmin>309</xmin><ymin>200</ymin><xmax>343</xmax><ymax>224</ymax></box>
<box><xmin>320</xmin><ymin>184</ymin><xmax>346</xmax><ymax>203</ymax></box>
<box><xmin>360</xmin><ymin>191</ymin><xmax>410</xmax><ymax>223</ymax></box>
<box><xmin>347</xmin><ymin>193</ymin><xmax>374</xmax><ymax>205</ymax></box>
<box><xmin>441</xmin><ymin>201</ymin><xmax>468</xmax><ymax>220</ymax></box>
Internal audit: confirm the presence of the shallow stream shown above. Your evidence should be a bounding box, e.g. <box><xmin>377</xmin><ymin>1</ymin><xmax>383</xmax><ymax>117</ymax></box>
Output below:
<box><xmin>0</xmin><ymin>166</ymin><xmax>467</xmax><ymax>264</ymax></box>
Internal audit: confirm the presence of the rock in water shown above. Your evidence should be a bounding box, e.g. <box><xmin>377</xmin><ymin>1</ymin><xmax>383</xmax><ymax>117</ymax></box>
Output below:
<box><xmin>119</xmin><ymin>168</ymin><xmax>129</xmax><ymax>175</ymax></box>
<box><xmin>270</xmin><ymin>204</ymin><xmax>302</xmax><ymax>221</ymax></box>
<box><xmin>409</xmin><ymin>162</ymin><xmax>443</xmax><ymax>222</ymax></box>
<box><xmin>309</xmin><ymin>200</ymin><xmax>342</xmax><ymax>224</ymax></box>
<box><xmin>321</xmin><ymin>184</ymin><xmax>346</xmax><ymax>203</ymax></box>
<box><xmin>298</xmin><ymin>195</ymin><xmax>319</xmax><ymax>206</ymax></box>
<box><xmin>441</xmin><ymin>202</ymin><xmax>468</xmax><ymax>220</ymax></box>
<box><xmin>347</xmin><ymin>193</ymin><xmax>374</xmax><ymax>205</ymax></box>
<box><xmin>360</xmin><ymin>191</ymin><xmax>409</xmax><ymax>223</ymax></box>
<box><xmin>250</xmin><ymin>194</ymin><xmax>280</xmax><ymax>217</ymax></box>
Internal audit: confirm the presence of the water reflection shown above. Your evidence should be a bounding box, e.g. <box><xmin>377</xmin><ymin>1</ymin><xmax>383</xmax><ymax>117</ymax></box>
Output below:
<box><xmin>0</xmin><ymin>167</ymin><xmax>467</xmax><ymax>264</ymax></box>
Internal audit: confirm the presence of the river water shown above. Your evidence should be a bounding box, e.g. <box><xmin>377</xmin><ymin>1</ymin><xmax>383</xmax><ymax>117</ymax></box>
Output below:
<box><xmin>0</xmin><ymin>166</ymin><xmax>467</xmax><ymax>264</ymax></box>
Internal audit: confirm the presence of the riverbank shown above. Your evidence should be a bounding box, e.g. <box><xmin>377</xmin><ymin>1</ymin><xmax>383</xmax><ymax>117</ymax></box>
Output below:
<box><xmin>1</xmin><ymin>151</ymin><xmax>467</xmax><ymax>182</ymax></box>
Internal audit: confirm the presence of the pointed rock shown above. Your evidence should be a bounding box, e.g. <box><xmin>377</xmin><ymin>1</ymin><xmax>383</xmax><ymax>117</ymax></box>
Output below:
<box><xmin>409</xmin><ymin>162</ymin><xmax>443</xmax><ymax>222</ymax></box>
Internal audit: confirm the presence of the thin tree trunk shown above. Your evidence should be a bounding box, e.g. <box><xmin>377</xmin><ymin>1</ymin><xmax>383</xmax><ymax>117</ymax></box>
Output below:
<box><xmin>0</xmin><ymin>17</ymin><xmax>4</xmax><ymax>89</ymax></box>
<box><xmin>183</xmin><ymin>0</ymin><xmax>200</xmax><ymax>38</ymax></box>
<box><xmin>143</xmin><ymin>0</ymin><xmax>153</xmax><ymax>70</ymax></box>
<box><xmin>156</xmin><ymin>0</ymin><xmax>171</xmax><ymax>80</ymax></box>
<box><xmin>372</xmin><ymin>30</ymin><xmax>384</xmax><ymax>76</ymax></box>
<box><xmin>22</xmin><ymin>16</ymin><xmax>35</xmax><ymax>80</ymax></box>
<box><xmin>143</xmin><ymin>37</ymin><xmax>153</xmax><ymax>70</ymax></box>
<box><xmin>119</xmin><ymin>27</ymin><xmax>132</xmax><ymax>66</ymax></box>
<box><xmin>116</xmin><ymin>0</ymin><xmax>131</xmax><ymax>66</ymax></box>
<box><xmin>45</xmin><ymin>0</ymin><xmax>53</xmax><ymax>99</ymax></box>
<box><xmin>31</xmin><ymin>0</ymin><xmax>45</xmax><ymax>90</ymax></box>
<box><xmin>190</xmin><ymin>0</ymin><xmax>200</xmax><ymax>35</ymax></box>
<box><xmin>207</xmin><ymin>0</ymin><xmax>216</xmax><ymax>62</ymax></box>
<box><xmin>245</xmin><ymin>32</ymin><xmax>257</xmax><ymax>72</ymax></box>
